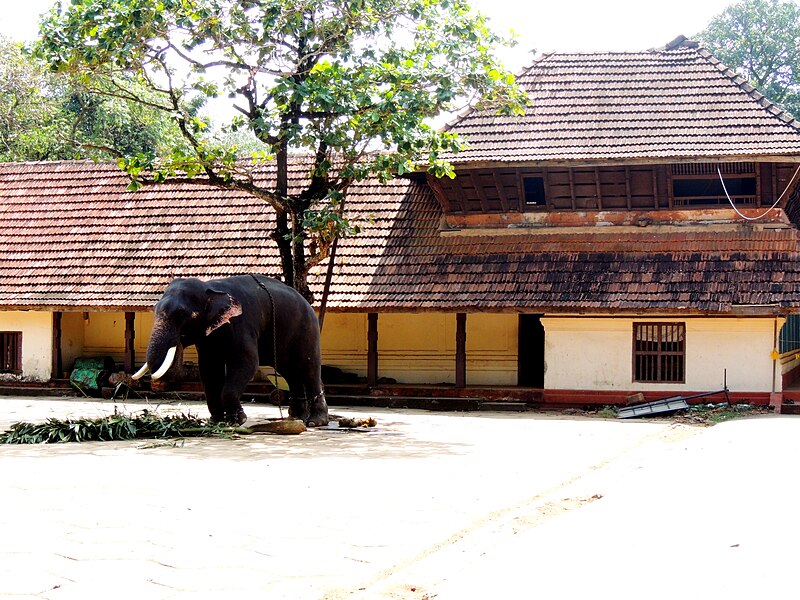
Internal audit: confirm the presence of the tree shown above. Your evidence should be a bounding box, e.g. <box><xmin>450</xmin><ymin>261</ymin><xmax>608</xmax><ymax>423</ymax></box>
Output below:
<box><xmin>698</xmin><ymin>0</ymin><xmax>800</xmax><ymax>117</ymax></box>
<box><xmin>34</xmin><ymin>0</ymin><xmax>526</xmax><ymax>301</ymax></box>
<box><xmin>0</xmin><ymin>35</ymin><xmax>182</xmax><ymax>162</ymax></box>
<box><xmin>0</xmin><ymin>35</ymin><xmax>70</xmax><ymax>161</ymax></box>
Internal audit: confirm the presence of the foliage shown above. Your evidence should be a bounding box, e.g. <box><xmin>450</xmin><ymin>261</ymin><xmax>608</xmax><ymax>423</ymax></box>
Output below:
<box><xmin>0</xmin><ymin>35</ymin><xmax>71</xmax><ymax>161</ymax></box>
<box><xmin>698</xmin><ymin>0</ymin><xmax>800</xmax><ymax>117</ymax></box>
<box><xmin>34</xmin><ymin>0</ymin><xmax>527</xmax><ymax>300</ymax></box>
<box><xmin>0</xmin><ymin>35</ymin><xmax>181</xmax><ymax>161</ymax></box>
<box><xmin>0</xmin><ymin>409</ymin><xmax>238</xmax><ymax>444</ymax></box>
<box><xmin>684</xmin><ymin>403</ymin><xmax>772</xmax><ymax>424</ymax></box>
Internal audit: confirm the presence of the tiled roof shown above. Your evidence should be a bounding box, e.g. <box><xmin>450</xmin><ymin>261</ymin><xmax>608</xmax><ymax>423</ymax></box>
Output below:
<box><xmin>0</xmin><ymin>162</ymin><xmax>800</xmax><ymax>312</ymax></box>
<box><xmin>332</xmin><ymin>180</ymin><xmax>800</xmax><ymax>313</ymax></box>
<box><xmin>3</xmin><ymin>160</ymin><xmax>800</xmax><ymax>314</ymax></box>
<box><xmin>443</xmin><ymin>38</ymin><xmax>800</xmax><ymax>163</ymax></box>
<box><xmin>0</xmin><ymin>161</ymin><xmax>283</xmax><ymax>308</ymax></box>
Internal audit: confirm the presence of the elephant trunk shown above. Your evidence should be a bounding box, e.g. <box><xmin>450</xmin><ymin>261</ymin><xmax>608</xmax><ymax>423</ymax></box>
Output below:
<box><xmin>142</xmin><ymin>316</ymin><xmax>185</xmax><ymax>381</ymax></box>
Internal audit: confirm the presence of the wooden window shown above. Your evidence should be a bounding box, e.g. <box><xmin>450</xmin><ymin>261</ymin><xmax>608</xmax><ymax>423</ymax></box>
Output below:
<box><xmin>633</xmin><ymin>323</ymin><xmax>685</xmax><ymax>383</ymax></box>
<box><xmin>0</xmin><ymin>332</ymin><xmax>22</xmax><ymax>374</ymax></box>
<box><xmin>670</xmin><ymin>163</ymin><xmax>757</xmax><ymax>207</ymax></box>
<box><xmin>522</xmin><ymin>176</ymin><xmax>546</xmax><ymax>207</ymax></box>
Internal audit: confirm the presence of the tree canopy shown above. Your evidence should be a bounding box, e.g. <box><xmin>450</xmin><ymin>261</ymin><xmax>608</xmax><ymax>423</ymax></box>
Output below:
<box><xmin>34</xmin><ymin>0</ymin><xmax>526</xmax><ymax>300</ymax></box>
<box><xmin>698</xmin><ymin>0</ymin><xmax>800</xmax><ymax>117</ymax></box>
<box><xmin>0</xmin><ymin>35</ymin><xmax>180</xmax><ymax>162</ymax></box>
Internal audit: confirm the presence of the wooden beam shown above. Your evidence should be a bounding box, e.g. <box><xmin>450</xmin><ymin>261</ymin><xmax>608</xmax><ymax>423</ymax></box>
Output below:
<box><xmin>594</xmin><ymin>167</ymin><xmax>603</xmax><ymax>209</ymax></box>
<box><xmin>469</xmin><ymin>171</ymin><xmax>491</xmax><ymax>213</ymax></box>
<box><xmin>426</xmin><ymin>174</ymin><xmax>454</xmax><ymax>213</ymax></box>
<box><xmin>755</xmin><ymin>162</ymin><xmax>762</xmax><ymax>207</ymax></box>
<box><xmin>667</xmin><ymin>165</ymin><xmax>674</xmax><ymax>209</ymax></box>
<box><xmin>456</xmin><ymin>313</ymin><xmax>467</xmax><ymax>388</ymax></box>
<box><xmin>450</xmin><ymin>174</ymin><xmax>470</xmax><ymax>214</ymax></box>
<box><xmin>367</xmin><ymin>313</ymin><xmax>378</xmax><ymax>387</ymax></box>
<box><xmin>624</xmin><ymin>166</ymin><xmax>632</xmax><ymax>210</ymax></box>
<box><xmin>567</xmin><ymin>168</ymin><xmax>577</xmax><ymax>210</ymax></box>
<box><xmin>51</xmin><ymin>311</ymin><xmax>62</xmax><ymax>380</ymax></box>
<box><xmin>492</xmin><ymin>171</ymin><xmax>511</xmax><ymax>212</ymax></box>
<box><xmin>651</xmin><ymin>166</ymin><xmax>659</xmax><ymax>208</ymax></box>
<box><xmin>124</xmin><ymin>312</ymin><xmax>136</xmax><ymax>373</ymax></box>
<box><xmin>542</xmin><ymin>168</ymin><xmax>550</xmax><ymax>210</ymax></box>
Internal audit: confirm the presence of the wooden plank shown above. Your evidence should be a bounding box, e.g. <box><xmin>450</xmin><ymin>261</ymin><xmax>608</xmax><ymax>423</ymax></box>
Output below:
<box><xmin>772</xmin><ymin>163</ymin><xmax>777</xmax><ymax>205</ymax></box>
<box><xmin>542</xmin><ymin>168</ymin><xmax>550</xmax><ymax>210</ymax></box>
<box><xmin>624</xmin><ymin>166</ymin><xmax>632</xmax><ymax>210</ymax></box>
<box><xmin>367</xmin><ymin>312</ymin><xmax>378</xmax><ymax>387</ymax></box>
<box><xmin>651</xmin><ymin>166</ymin><xmax>659</xmax><ymax>209</ymax></box>
<box><xmin>666</xmin><ymin>165</ymin><xmax>674</xmax><ymax>209</ymax></box>
<box><xmin>469</xmin><ymin>171</ymin><xmax>491</xmax><ymax>213</ymax></box>
<box><xmin>425</xmin><ymin>175</ymin><xmax>454</xmax><ymax>213</ymax></box>
<box><xmin>568</xmin><ymin>168</ymin><xmax>577</xmax><ymax>210</ymax></box>
<box><xmin>492</xmin><ymin>171</ymin><xmax>511</xmax><ymax>212</ymax></box>
<box><xmin>756</xmin><ymin>163</ymin><xmax>762</xmax><ymax>207</ymax></box>
<box><xmin>450</xmin><ymin>174</ymin><xmax>474</xmax><ymax>214</ymax></box>
<box><xmin>594</xmin><ymin>167</ymin><xmax>603</xmax><ymax>209</ymax></box>
<box><xmin>456</xmin><ymin>313</ymin><xmax>466</xmax><ymax>388</ymax></box>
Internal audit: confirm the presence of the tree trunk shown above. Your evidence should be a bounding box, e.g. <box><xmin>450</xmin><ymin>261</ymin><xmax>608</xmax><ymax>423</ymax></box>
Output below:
<box><xmin>274</xmin><ymin>144</ymin><xmax>294</xmax><ymax>288</ymax></box>
<box><xmin>291</xmin><ymin>201</ymin><xmax>313</xmax><ymax>303</ymax></box>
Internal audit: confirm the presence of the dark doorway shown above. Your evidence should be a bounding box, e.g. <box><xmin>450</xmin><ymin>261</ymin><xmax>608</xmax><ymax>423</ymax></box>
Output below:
<box><xmin>518</xmin><ymin>314</ymin><xmax>545</xmax><ymax>387</ymax></box>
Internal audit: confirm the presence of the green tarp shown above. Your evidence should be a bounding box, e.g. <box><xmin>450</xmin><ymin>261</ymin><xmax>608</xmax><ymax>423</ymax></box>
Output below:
<box><xmin>69</xmin><ymin>357</ymin><xmax>115</xmax><ymax>395</ymax></box>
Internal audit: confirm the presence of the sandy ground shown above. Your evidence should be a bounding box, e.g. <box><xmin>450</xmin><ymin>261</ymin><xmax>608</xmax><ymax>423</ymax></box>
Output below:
<box><xmin>0</xmin><ymin>396</ymin><xmax>798</xmax><ymax>599</ymax></box>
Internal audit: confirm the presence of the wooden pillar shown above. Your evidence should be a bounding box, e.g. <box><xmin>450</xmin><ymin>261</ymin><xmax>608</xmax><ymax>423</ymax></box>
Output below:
<box><xmin>124</xmin><ymin>312</ymin><xmax>136</xmax><ymax>373</ymax></box>
<box><xmin>367</xmin><ymin>313</ymin><xmax>378</xmax><ymax>386</ymax></box>
<box><xmin>51</xmin><ymin>311</ymin><xmax>63</xmax><ymax>380</ymax></box>
<box><xmin>456</xmin><ymin>313</ymin><xmax>467</xmax><ymax>388</ymax></box>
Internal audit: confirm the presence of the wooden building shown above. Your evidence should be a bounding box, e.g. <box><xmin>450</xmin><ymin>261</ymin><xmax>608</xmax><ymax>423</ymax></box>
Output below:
<box><xmin>2</xmin><ymin>36</ymin><xmax>800</xmax><ymax>408</ymax></box>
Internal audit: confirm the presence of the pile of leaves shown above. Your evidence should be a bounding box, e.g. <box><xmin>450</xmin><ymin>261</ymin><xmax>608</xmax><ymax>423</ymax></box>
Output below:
<box><xmin>0</xmin><ymin>409</ymin><xmax>238</xmax><ymax>444</ymax></box>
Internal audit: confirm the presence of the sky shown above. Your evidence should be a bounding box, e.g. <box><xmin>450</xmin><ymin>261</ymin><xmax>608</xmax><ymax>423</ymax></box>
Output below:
<box><xmin>2</xmin><ymin>0</ymin><xmax>734</xmax><ymax>72</ymax></box>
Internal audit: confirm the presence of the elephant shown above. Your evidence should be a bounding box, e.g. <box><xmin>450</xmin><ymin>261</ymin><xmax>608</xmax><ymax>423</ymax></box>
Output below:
<box><xmin>132</xmin><ymin>274</ymin><xmax>328</xmax><ymax>427</ymax></box>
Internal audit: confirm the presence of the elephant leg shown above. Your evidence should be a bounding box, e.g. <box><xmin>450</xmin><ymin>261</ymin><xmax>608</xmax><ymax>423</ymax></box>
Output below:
<box><xmin>306</xmin><ymin>385</ymin><xmax>328</xmax><ymax>427</ymax></box>
<box><xmin>286</xmin><ymin>370</ymin><xmax>328</xmax><ymax>427</ymax></box>
<box><xmin>221</xmin><ymin>353</ymin><xmax>258</xmax><ymax>425</ymax></box>
<box><xmin>305</xmin><ymin>379</ymin><xmax>329</xmax><ymax>428</ymax></box>
<box><xmin>198</xmin><ymin>350</ymin><xmax>225</xmax><ymax>423</ymax></box>
<box><xmin>286</xmin><ymin>376</ymin><xmax>310</xmax><ymax>423</ymax></box>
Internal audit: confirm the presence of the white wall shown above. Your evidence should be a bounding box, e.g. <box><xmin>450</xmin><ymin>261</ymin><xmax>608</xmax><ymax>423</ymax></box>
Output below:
<box><xmin>0</xmin><ymin>311</ymin><xmax>53</xmax><ymax>381</ymax></box>
<box><xmin>542</xmin><ymin>316</ymin><xmax>779</xmax><ymax>393</ymax></box>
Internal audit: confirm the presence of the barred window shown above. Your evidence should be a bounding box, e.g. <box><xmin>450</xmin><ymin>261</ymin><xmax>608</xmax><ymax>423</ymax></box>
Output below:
<box><xmin>0</xmin><ymin>332</ymin><xmax>22</xmax><ymax>374</ymax></box>
<box><xmin>633</xmin><ymin>323</ymin><xmax>685</xmax><ymax>383</ymax></box>
<box><xmin>670</xmin><ymin>163</ymin><xmax>757</xmax><ymax>207</ymax></box>
<box><xmin>779</xmin><ymin>315</ymin><xmax>800</xmax><ymax>354</ymax></box>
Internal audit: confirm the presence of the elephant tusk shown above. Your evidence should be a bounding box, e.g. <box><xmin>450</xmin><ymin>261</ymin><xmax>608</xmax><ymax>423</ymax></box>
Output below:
<box><xmin>151</xmin><ymin>346</ymin><xmax>178</xmax><ymax>380</ymax></box>
<box><xmin>131</xmin><ymin>362</ymin><xmax>150</xmax><ymax>380</ymax></box>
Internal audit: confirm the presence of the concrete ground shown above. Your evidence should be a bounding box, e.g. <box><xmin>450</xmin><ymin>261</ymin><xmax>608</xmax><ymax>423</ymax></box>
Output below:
<box><xmin>0</xmin><ymin>396</ymin><xmax>798</xmax><ymax>599</ymax></box>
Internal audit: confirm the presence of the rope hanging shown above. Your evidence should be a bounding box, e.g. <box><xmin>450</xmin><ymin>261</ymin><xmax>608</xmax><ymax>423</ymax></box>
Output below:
<box><xmin>717</xmin><ymin>165</ymin><xmax>800</xmax><ymax>221</ymax></box>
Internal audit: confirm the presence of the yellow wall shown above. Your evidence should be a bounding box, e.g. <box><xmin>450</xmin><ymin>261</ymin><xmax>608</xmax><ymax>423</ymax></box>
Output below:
<box><xmin>0</xmin><ymin>311</ymin><xmax>52</xmax><ymax>381</ymax></box>
<box><xmin>80</xmin><ymin>312</ymin><xmax>128</xmax><ymax>368</ymax></box>
<box><xmin>62</xmin><ymin>310</ymin><xmax>197</xmax><ymax>373</ymax></box>
<box><xmin>465</xmin><ymin>313</ymin><xmax>517</xmax><ymax>385</ymax></box>
<box><xmin>287</xmin><ymin>312</ymin><xmax>520</xmax><ymax>385</ymax></box>
<box><xmin>320</xmin><ymin>312</ymin><xmax>368</xmax><ymax>376</ymax></box>
<box><xmin>40</xmin><ymin>309</ymin><xmax>785</xmax><ymax>394</ymax></box>
<box><xmin>542</xmin><ymin>316</ymin><xmax>779</xmax><ymax>393</ymax></box>
<box><xmin>61</xmin><ymin>312</ymin><xmax>85</xmax><ymax>371</ymax></box>
<box><xmin>378</xmin><ymin>313</ymin><xmax>455</xmax><ymax>384</ymax></box>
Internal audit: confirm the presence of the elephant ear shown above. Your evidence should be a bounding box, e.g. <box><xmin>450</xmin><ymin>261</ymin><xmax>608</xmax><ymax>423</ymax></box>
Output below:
<box><xmin>205</xmin><ymin>289</ymin><xmax>243</xmax><ymax>336</ymax></box>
